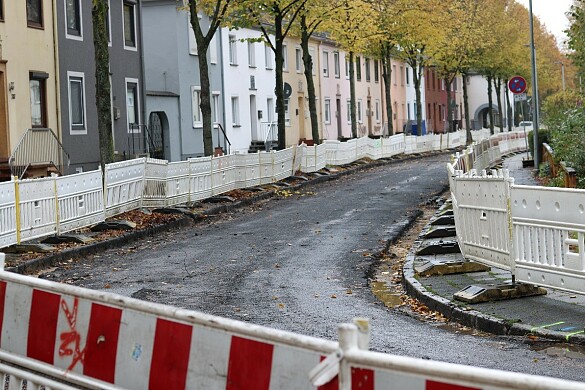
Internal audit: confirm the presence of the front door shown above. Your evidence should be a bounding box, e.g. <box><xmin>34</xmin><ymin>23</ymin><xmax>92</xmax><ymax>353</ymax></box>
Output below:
<box><xmin>148</xmin><ymin>112</ymin><xmax>165</xmax><ymax>159</ymax></box>
<box><xmin>0</xmin><ymin>64</ymin><xmax>9</xmax><ymax>159</ymax></box>
<box><xmin>250</xmin><ymin>95</ymin><xmax>258</xmax><ymax>140</ymax></box>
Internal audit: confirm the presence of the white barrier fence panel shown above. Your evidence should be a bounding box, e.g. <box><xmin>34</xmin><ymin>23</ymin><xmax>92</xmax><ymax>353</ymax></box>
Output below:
<box><xmin>105</xmin><ymin>158</ymin><xmax>146</xmax><ymax>217</ymax></box>
<box><xmin>18</xmin><ymin>176</ymin><xmax>57</xmax><ymax>242</ymax></box>
<box><xmin>56</xmin><ymin>170</ymin><xmax>105</xmax><ymax>234</ymax></box>
<box><xmin>512</xmin><ymin>186</ymin><xmax>585</xmax><ymax>295</ymax></box>
<box><xmin>167</xmin><ymin>161</ymin><xmax>190</xmax><ymax>207</ymax></box>
<box><xmin>404</xmin><ymin>136</ymin><xmax>417</xmax><ymax>154</ymax></box>
<box><xmin>212</xmin><ymin>155</ymin><xmax>237</xmax><ymax>195</ymax></box>
<box><xmin>188</xmin><ymin>156</ymin><xmax>213</xmax><ymax>202</ymax></box>
<box><xmin>450</xmin><ymin>170</ymin><xmax>514</xmax><ymax>271</ymax></box>
<box><xmin>273</xmin><ymin>147</ymin><xmax>295</xmax><ymax>182</ymax></box>
<box><xmin>142</xmin><ymin>158</ymin><xmax>168</xmax><ymax>208</ymax></box>
<box><xmin>259</xmin><ymin>152</ymin><xmax>275</xmax><ymax>185</ymax></box>
<box><xmin>0</xmin><ymin>181</ymin><xmax>16</xmax><ymax>248</ymax></box>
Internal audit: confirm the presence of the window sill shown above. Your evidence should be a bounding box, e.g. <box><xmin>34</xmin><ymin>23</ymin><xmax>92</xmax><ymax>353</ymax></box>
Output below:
<box><xmin>230</xmin><ymin>63</ymin><xmax>238</xmax><ymax>67</ymax></box>
<box><xmin>27</xmin><ymin>23</ymin><xmax>44</xmax><ymax>30</ymax></box>
<box><xmin>233</xmin><ymin>124</ymin><xmax>242</xmax><ymax>128</ymax></box>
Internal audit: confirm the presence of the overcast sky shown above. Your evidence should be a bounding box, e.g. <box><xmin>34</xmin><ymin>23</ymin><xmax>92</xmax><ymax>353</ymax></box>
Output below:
<box><xmin>516</xmin><ymin>0</ymin><xmax>573</xmax><ymax>47</ymax></box>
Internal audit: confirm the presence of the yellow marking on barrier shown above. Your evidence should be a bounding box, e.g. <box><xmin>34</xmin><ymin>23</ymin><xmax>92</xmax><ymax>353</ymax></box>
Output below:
<box><xmin>530</xmin><ymin>321</ymin><xmax>565</xmax><ymax>332</ymax></box>
<box><xmin>566</xmin><ymin>330</ymin><xmax>585</xmax><ymax>342</ymax></box>
<box><xmin>14</xmin><ymin>178</ymin><xmax>20</xmax><ymax>244</ymax></box>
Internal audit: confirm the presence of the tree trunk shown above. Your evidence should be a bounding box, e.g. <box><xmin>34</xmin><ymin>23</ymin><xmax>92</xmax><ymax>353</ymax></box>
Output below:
<box><xmin>445</xmin><ymin>77</ymin><xmax>453</xmax><ymax>132</ymax></box>
<box><xmin>274</xmin><ymin>15</ymin><xmax>286</xmax><ymax>150</ymax></box>
<box><xmin>349</xmin><ymin>51</ymin><xmax>357</xmax><ymax>138</ymax></box>
<box><xmin>412</xmin><ymin>59</ymin><xmax>422</xmax><ymax>135</ymax></box>
<box><xmin>504</xmin><ymin>79</ymin><xmax>512</xmax><ymax>132</ymax></box>
<box><xmin>462</xmin><ymin>72</ymin><xmax>472</xmax><ymax>145</ymax></box>
<box><xmin>381</xmin><ymin>43</ymin><xmax>393</xmax><ymax>136</ymax></box>
<box><xmin>93</xmin><ymin>0</ymin><xmax>114</xmax><ymax>168</ymax></box>
<box><xmin>487</xmin><ymin>74</ymin><xmax>494</xmax><ymax>135</ymax></box>
<box><xmin>300</xmin><ymin>15</ymin><xmax>320</xmax><ymax>144</ymax></box>
<box><xmin>495</xmin><ymin>77</ymin><xmax>504</xmax><ymax>133</ymax></box>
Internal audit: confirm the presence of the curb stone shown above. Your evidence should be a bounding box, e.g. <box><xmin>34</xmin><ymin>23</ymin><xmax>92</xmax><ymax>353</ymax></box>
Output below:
<box><xmin>10</xmin><ymin>150</ymin><xmax>457</xmax><ymax>275</ymax></box>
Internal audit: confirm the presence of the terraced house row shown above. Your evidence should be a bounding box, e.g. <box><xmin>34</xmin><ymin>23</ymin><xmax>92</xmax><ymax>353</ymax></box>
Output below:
<box><xmin>0</xmin><ymin>0</ymin><xmax>507</xmax><ymax>178</ymax></box>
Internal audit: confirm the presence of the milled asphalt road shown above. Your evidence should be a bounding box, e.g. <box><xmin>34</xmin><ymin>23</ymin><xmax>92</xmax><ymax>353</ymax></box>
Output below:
<box><xmin>42</xmin><ymin>153</ymin><xmax>585</xmax><ymax>382</ymax></box>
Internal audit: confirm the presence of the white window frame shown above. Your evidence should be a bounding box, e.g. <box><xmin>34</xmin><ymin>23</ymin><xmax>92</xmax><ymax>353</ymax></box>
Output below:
<box><xmin>393</xmin><ymin>64</ymin><xmax>397</xmax><ymax>85</ymax></box>
<box><xmin>295</xmin><ymin>47</ymin><xmax>302</xmax><ymax>73</ymax></box>
<box><xmin>212</xmin><ymin>91</ymin><xmax>220</xmax><ymax>124</ymax></box>
<box><xmin>345</xmin><ymin>57</ymin><xmax>350</xmax><ymax>79</ymax></box>
<box><xmin>248</xmin><ymin>41</ymin><xmax>256</xmax><ymax>68</ymax></box>
<box><xmin>334</xmin><ymin>52</ymin><xmax>340</xmax><ymax>78</ymax></box>
<box><xmin>357</xmin><ymin>99</ymin><xmax>363</xmax><ymax>123</ymax></box>
<box><xmin>346</xmin><ymin>99</ymin><xmax>351</xmax><ymax>123</ymax></box>
<box><xmin>188</xmin><ymin>13</ymin><xmax>202</xmax><ymax>55</ymax></box>
<box><xmin>231</xmin><ymin>96</ymin><xmax>240</xmax><ymax>127</ymax></box>
<box><xmin>125</xmin><ymin>77</ymin><xmax>140</xmax><ymax>133</ymax></box>
<box><xmin>282</xmin><ymin>44</ymin><xmax>288</xmax><ymax>71</ymax></box>
<box><xmin>309</xmin><ymin>47</ymin><xmax>316</xmax><ymax>75</ymax></box>
<box><xmin>322</xmin><ymin>50</ymin><xmax>329</xmax><ymax>77</ymax></box>
<box><xmin>324</xmin><ymin>98</ymin><xmax>331</xmax><ymax>124</ymax></box>
<box><xmin>191</xmin><ymin>86</ymin><xmax>202</xmax><ymax>128</ymax></box>
<box><xmin>67</xmin><ymin>71</ymin><xmax>87</xmax><ymax>134</ymax></box>
<box><xmin>229</xmin><ymin>34</ymin><xmax>237</xmax><ymax>65</ymax></box>
<box><xmin>122</xmin><ymin>0</ymin><xmax>137</xmax><ymax>51</ymax></box>
<box><xmin>375</xmin><ymin>99</ymin><xmax>381</xmax><ymax>123</ymax></box>
<box><xmin>374</xmin><ymin>60</ymin><xmax>379</xmax><ymax>83</ymax></box>
<box><xmin>284</xmin><ymin>98</ymin><xmax>291</xmax><ymax>126</ymax></box>
<box><xmin>64</xmin><ymin>0</ymin><xmax>83</xmax><ymax>41</ymax></box>
<box><xmin>265</xmin><ymin>44</ymin><xmax>273</xmax><ymax>69</ymax></box>
<box><xmin>210</xmin><ymin>34</ymin><xmax>218</xmax><ymax>64</ymax></box>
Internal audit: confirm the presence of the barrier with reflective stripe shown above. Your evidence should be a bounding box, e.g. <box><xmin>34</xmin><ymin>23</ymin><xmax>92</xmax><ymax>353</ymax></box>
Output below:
<box><xmin>0</xmin><ymin>255</ymin><xmax>582</xmax><ymax>390</ymax></box>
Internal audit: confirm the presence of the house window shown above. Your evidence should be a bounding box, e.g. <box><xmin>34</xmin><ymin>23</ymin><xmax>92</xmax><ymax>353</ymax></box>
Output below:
<box><xmin>393</xmin><ymin>65</ymin><xmax>397</xmax><ymax>85</ymax></box>
<box><xmin>0</xmin><ymin>0</ymin><xmax>4</xmax><ymax>21</ymax></box>
<box><xmin>68</xmin><ymin>72</ymin><xmax>86</xmax><ymax>133</ymax></box>
<box><xmin>334</xmin><ymin>52</ymin><xmax>340</xmax><ymax>78</ymax></box>
<box><xmin>210</xmin><ymin>35</ymin><xmax>218</xmax><ymax>64</ymax></box>
<box><xmin>407</xmin><ymin>103</ymin><xmax>411</xmax><ymax>120</ymax></box>
<box><xmin>27</xmin><ymin>0</ymin><xmax>43</xmax><ymax>28</ymax></box>
<box><xmin>346</xmin><ymin>99</ymin><xmax>351</xmax><ymax>123</ymax></box>
<box><xmin>231</xmin><ymin>97</ymin><xmax>240</xmax><ymax>126</ymax></box>
<box><xmin>356</xmin><ymin>57</ymin><xmax>361</xmax><ymax>81</ymax></box>
<box><xmin>324</xmin><ymin>98</ymin><xmax>331</xmax><ymax>124</ymax></box>
<box><xmin>357</xmin><ymin>99</ymin><xmax>363</xmax><ymax>123</ymax></box>
<box><xmin>188</xmin><ymin>13</ymin><xmax>202</xmax><ymax>55</ymax></box>
<box><xmin>248</xmin><ymin>41</ymin><xmax>256</xmax><ymax>67</ymax></box>
<box><xmin>229</xmin><ymin>35</ymin><xmax>237</xmax><ymax>65</ymax></box>
<box><xmin>374</xmin><ymin>60</ymin><xmax>379</xmax><ymax>82</ymax></box>
<box><xmin>65</xmin><ymin>0</ymin><xmax>82</xmax><ymax>37</ymax></box>
<box><xmin>265</xmin><ymin>45</ymin><xmax>273</xmax><ymax>69</ymax></box>
<box><xmin>126</xmin><ymin>79</ymin><xmax>140</xmax><ymax>133</ymax></box>
<box><xmin>191</xmin><ymin>86</ymin><xmax>202</xmax><ymax>127</ymax></box>
<box><xmin>322</xmin><ymin>51</ymin><xmax>329</xmax><ymax>77</ymax></box>
<box><xmin>212</xmin><ymin>92</ymin><xmax>220</xmax><ymax>124</ymax></box>
<box><xmin>282</xmin><ymin>44</ymin><xmax>288</xmax><ymax>71</ymax></box>
<box><xmin>29</xmin><ymin>73</ymin><xmax>48</xmax><ymax>128</ymax></box>
<box><xmin>295</xmin><ymin>47</ymin><xmax>302</xmax><ymax>73</ymax></box>
<box><xmin>106</xmin><ymin>0</ymin><xmax>112</xmax><ymax>44</ymax></box>
<box><xmin>123</xmin><ymin>1</ymin><xmax>136</xmax><ymax>49</ymax></box>
<box><xmin>365</xmin><ymin>58</ymin><xmax>370</xmax><ymax>82</ymax></box>
<box><xmin>400</xmin><ymin>66</ymin><xmax>404</xmax><ymax>86</ymax></box>
<box><xmin>284</xmin><ymin>98</ymin><xmax>290</xmax><ymax>126</ymax></box>
<box><xmin>345</xmin><ymin>58</ymin><xmax>349</xmax><ymax>79</ymax></box>
<box><xmin>453</xmin><ymin>77</ymin><xmax>458</xmax><ymax>91</ymax></box>
<box><xmin>406</xmin><ymin>67</ymin><xmax>410</xmax><ymax>85</ymax></box>
<box><xmin>375</xmin><ymin>100</ymin><xmax>380</xmax><ymax>123</ymax></box>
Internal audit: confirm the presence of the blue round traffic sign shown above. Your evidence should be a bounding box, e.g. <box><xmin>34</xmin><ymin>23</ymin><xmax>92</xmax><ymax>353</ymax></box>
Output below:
<box><xmin>508</xmin><ymin>76</ymin><xmax>527</xmax><ymax>94</ymax></box>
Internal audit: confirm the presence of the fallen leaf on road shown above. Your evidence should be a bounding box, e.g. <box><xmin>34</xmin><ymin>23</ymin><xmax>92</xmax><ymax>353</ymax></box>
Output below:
<box><xmin>331</xmin><ymin>294</ymin><xmax>337</xmax><ymax>299</ymax></box>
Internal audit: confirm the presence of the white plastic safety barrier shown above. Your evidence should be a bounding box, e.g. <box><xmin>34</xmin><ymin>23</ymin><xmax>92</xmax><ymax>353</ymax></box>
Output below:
<box><xmin>512</xmin><ymin>186</ymin><xmax>585</xmax><ymax>294</ymax></box>
<box><xmin>56</xmin><ymin>169</ymin><xmax>105</xmax><ymax>234</ymax></box>
<box><xmin>18</xmin><ymin>176</ymin><xmax>57</xmax><ymax>242</ymax></box>
<box><xmin>0</xmin><ymin>181</ymin><xmax>16</xmax><ymax>248</ymax></box>
<box><xmin>166</xmin><ymin>161</ymin><xmax>190</xmax><ymax>207</ymax></box>
<box><xmin>142</xmin><ymin>158</ymin><xmax>168</xmax><ymax>208</ymax></box>
<box><xmin>105</xmin><ymin>158</ymin><xmax>146</xmax><ymax>217</ymax></box>
<box><xmin>212</xmin><ymin>154</ymin><xmax>237</xmax><ymax>195</ymax></box>
<box><xmin>273</xmin><ymin>147</ymin><xmax>295</xmax><ymax>182</ymax></box>
<box><xmin>188</xmin><ymin>156</ymin><xmax>213</xmax><ymax>202</ymax></box>
<box><xmin>0</xmin><ymin>252</ymin><xmax>582</xmax><ymax>390</ymax></box>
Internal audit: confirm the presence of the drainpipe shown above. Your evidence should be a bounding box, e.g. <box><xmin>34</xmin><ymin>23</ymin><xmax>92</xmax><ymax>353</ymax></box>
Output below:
<box><xmin>137</xmin><ymin>0</ymin><xmax>148</xmax><ymax>156</ymax></box>
<box><xmin>51</xmin><ymin>0</ymin><xmax>63</xmax><ymax>169</ymax></box>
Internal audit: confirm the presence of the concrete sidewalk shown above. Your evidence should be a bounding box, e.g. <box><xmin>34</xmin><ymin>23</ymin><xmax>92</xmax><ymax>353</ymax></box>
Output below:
<box><xmin>404</xmin><ymin>153</ymin><xmax>585</xmax><ymax>344</ymax></box>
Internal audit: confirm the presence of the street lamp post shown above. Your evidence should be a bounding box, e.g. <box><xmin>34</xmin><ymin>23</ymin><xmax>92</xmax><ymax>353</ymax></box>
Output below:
<box><xmin>529</xmin><ymin>0</ymin><xmax>540</xmax><ymax>168</ymax></box>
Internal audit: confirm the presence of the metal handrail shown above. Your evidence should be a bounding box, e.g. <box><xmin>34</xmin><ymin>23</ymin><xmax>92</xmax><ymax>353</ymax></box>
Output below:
<box><xmin>264</xmin><ymin>121</ymin><xmax>277</xmax><ymax>151</ymax></box>
<box><xmin>9</xmin><ymin>128</ymin><xmax>70</xmax><ymax>179</ymax></box>
<box><xmin>215</xmin><ymin>123</ymin><xmax>231</xmax><ymax>155</ymax></box>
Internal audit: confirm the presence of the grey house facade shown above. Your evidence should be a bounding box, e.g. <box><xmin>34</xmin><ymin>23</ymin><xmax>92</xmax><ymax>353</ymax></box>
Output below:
<box><xmin>57</xmin><ymin>0</ymin><xmax>144</xmax><ymax>173</ymax></box>
<box><xmin>141</xmin><ymin>0</ymin><xmax>225</xmax><ymax>160</ymax></box>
